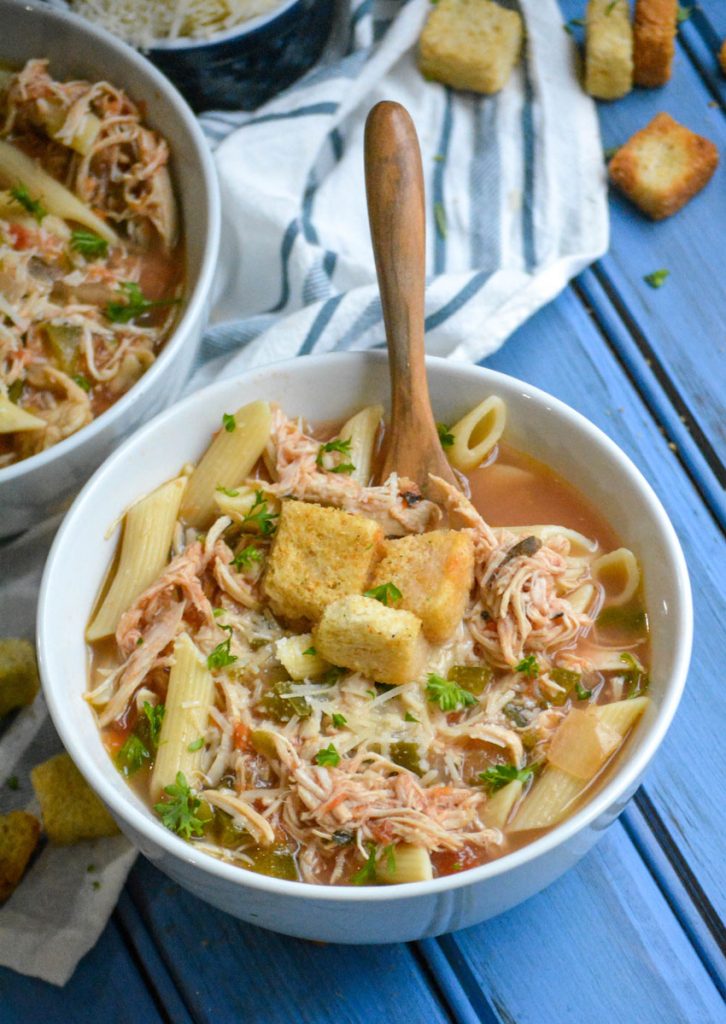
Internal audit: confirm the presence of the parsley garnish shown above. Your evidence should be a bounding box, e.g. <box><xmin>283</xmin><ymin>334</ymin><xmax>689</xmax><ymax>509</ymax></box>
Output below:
<box><xmin>73</xmin><ymin>373</ymin><xmax>91</xmax><ymax>392</ymax></box>
<box><xmin>231</xmin><ymin>545</ymin><xmax>263</xmax><ymax>570</ymax></box>
<box><xmin>331</xmin><ymin>713</ymin><xmax>347</xmax><ymax>728</ymax></box>
<box><xmin>10</xmin><ymin>184</ymin><xmax>46</xmax><ymax>222</ymax></box>
<box><xmin>106</xmin><ymin>281</ymin><xmax>178</xmax><ymax>324</ymax></box>
<box><xmin>575</xmin><ymin>681</ymin><xmax>592</xmax><ymax>700</ymax></box>
<box><xmin>5</xmin><ymin>775</ymin><xmax>19</xmax><ymax>790</ymax></box>
<box><xmin>426</xmin><ymin>672</ymin><xmax>477</xmax><ymax>712</ymax></box>
<box><xmin>364</xmin><ymin>581</ymin><xmax>402</xmax><ymax>606</ymax></box>
<box><xmin>644</xmin><ymin>269</ymin><xmax>669</xmax><ymax>289</ymax></box>
<box><xmin>479</xmin><ymin>764</ymin><xmax>534</xmax><ymax>791</ymax></box>
<box><xmin>92</xmin><ymin>880</ymin><xmax>102</xmax><ymax>890</ymax></box>
<box><xmin>316</xmin><ymin>437</ymin><xmax>355</xmax><ymax>475</ymax></box>
<box><xmin>242</xmin><ymin>490</ymin><xmax>278</xmax><ymax>536</ymax></box>
<box><xmin>515</xmin><ymin>655</ymin><xmax>539</xmax><ymax>678</ymax></box>
<box><xmin>154</xmin><ymin>771</ymin><xmax>204</xmax><ymax>839</ymax></box>
<box><xmin>351</xmin><ymin>842</ymin><xmax>378</xmax><ymax>885</ymax></box>
<box><xmin>315</xmin><ymin>743</ymin><xmax>340</xmax><ymax>767</ymax></box>
<box><xmin>116</xmin><ymin>734</ymin><xmax>150</xmax><ymax>777</ymax></box>
<box><xmin>187</xmin><ymin>737</ymin><xmax>204</xmax><ymax>752</ymax></box>
<box><xmin>143</xmin><ymin>701</ymin><xmax>165</xmax><ymax>747</ymax></box>
<box><xmin>434</xmin><ymin>201</ymin><xmax>447</xmax><ymax>238</ymax></box>
<box><xmin>437</xmin><ymin>423</ymin><xmax>455</xmax><ymax>448</ymax></box>
<box><xmin>676</xmin><ymin>4</ymin><xmax>692</xmax><ymax>23</ymax></box>
<box><xmin>70</xmin><ymin>229</ymin><xmax>108</xmax><ymax>259</ymax></box>
<box><xmin>207</xmin><ymin>625</ymin><xmax>238</xmax><ymax>670</ymax></box>
<box><xmin>404</xmin><ymin>711</ymin><xmax>420</xmax><ymax>723</ymax></box>
<box><xmin>222</xmin><ymin>412</ymin><xmax>236</xmax><ymax>433</ymax></box>
<box><xmin>216</xmin><ymin>485</ymin><xmax>239</xmax><ymax>497</ymax></box>
<box><xmin>620</xmin><ymin>653</ymin><xmax>650</xmax><ymax>699</ymax></box>
<box><xmin>303</xmin><ymin>646</ymin><xmax>317</xmax><ymax>656</ymax></box>
<box><xmin>384</xmin><ymin>843</ymin><xmax>396</xmax><ymax>874</ymax></box>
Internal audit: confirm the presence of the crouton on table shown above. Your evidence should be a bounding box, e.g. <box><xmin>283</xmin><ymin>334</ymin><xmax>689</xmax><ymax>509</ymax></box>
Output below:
<box><xmin>585</xmin><ymin>0</ymin><xmax>634</xmax><ymax>100</ymax></box>
<box><xmin>418</xmin><ymin>0</ymin><xmax>523</xmax><ymax>95</ymax></box>
<box><xmin>313</xmin><ymin>595</ymin><xmax>428</xmax><ymax>686</ymax></box>
<box><xmin>0</xmin><ymin>638</ymin><xmax>39</xmax><ymax>717</ymax></box>
<box><xmin>263</xmin><ymin>501</ymin><xmax>382</xmax><ymax>622</ymax></box>
<box><xmin>31</xmin><ymin>753</ymin><xmax>119</xmax><ymax>844</ymax></box>
<box><xmin>0</xmin><ymin>811</ymin><xmax>41</xmax><ymax>900</ymax></box>
<box><xmin>369</xmin><ymin>530</ymin><xmax>475</xmax><ymax>644</ymax></box>
<box><xmin>609</xmin><ymin>112</ymin><xmax>719</xmax><ymax>219</ymax></box>
<box><xmin>633</xmin><ymin>0</ymin><xmax>677</xmax><ymax>87</ymax></box>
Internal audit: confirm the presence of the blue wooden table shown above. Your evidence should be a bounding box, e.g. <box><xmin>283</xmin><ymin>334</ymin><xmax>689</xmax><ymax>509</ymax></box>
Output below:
<box><xmin>2</xmin><ymin>3</ymin><xmax>725</xmax><ymax>1020</ymax></box>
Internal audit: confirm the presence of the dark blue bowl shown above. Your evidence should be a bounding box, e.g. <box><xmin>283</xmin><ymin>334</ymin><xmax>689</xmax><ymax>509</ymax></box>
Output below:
<box><xmin>148</xmin><ymin>0</ymin><xmax>336</xmax><ymax>112</ymax></box>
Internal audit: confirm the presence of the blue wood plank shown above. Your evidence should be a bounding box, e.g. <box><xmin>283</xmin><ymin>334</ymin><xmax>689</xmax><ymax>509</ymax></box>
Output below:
<box><xmin>441</xmin><ymin>823</ymin><xmax>725</xmax><ymax>1024</ymax></box>
<box><xmin>125</xmin><ymin>857</ymin><xmax>453</xmax><ymax>1024</ymax></box>
<box><xmin>560</xmin><ymin>0</ymin><xmax>726</xmax><ymax>470</ymax></box>
<box><xmin>0</xmin><ymin>917</ymin><xmax>163</xmax><ymax>1024</ymax></box>
<box><xmin>483</xmin><ymin>286</ymin><xmax>726</xmax><ymax>932</ymax></box>
<box><xmin>680</xmin><ymin>5</ymin><xmax>726</xmax><ymax>108</ymax></box>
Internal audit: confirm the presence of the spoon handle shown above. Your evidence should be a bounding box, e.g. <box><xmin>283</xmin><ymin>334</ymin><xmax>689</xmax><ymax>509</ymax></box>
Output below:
<box><xmin>364</xmin><ymin>100</ymin><xmax>456</xmax><ymax>487</ymax></box>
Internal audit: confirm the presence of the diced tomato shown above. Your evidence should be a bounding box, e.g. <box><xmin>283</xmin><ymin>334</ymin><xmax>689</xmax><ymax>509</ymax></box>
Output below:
<box><xmin>103</xmin><ymin>724</ymin><xmax>131</xmax><ymax>756</ymax></box>
<box><xmin>8</xmin><ymin>223</ymin><xmax>34</xmax><ymax>250</ymax></box>
<box><xmin>233</xmin><ymin>721</ymin><xmax>250</xmax><ymax>751</ymax></box>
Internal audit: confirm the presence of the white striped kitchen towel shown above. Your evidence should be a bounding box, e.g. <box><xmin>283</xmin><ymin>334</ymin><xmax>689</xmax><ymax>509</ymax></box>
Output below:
<box><xmin>0</xmin><ymin>0</ymin><xmax>607</xmax><ymax>985</ymax></box>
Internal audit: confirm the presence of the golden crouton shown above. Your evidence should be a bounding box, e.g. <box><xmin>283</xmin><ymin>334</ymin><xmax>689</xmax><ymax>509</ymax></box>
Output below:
<box><xmin>585</xmin><ymin>0</ymin><xmax>634</xmax><ymax>100</ymax></box>
<box><xmin>0</xmin><ymin>638</ymin><xmax>40</xmax><ymax>717</ymax></box>
<box><xmin>313</xmin><ymin>595</ymin><xmax>428</xmax><ymax>686</ymax></box>
<box><xmin>31</xmin><ymin>753</ymin><xmax>119</xmax><ymax>844</ymax></box>
<box><xmin>0</xmin><ymin>811</ymin><xmax>41</xmax><ymax>901</ymax></box>
<box><xmin>633</xmin><ymin>0</ymin><xmax>677</xmax><ymax>86</ymax></box>
<box><xmin>418</xmin><ymin>0</ymin><xmax>523</xmax><ymax>95</ymax></box>
<box><xmin>263</xmin><ymin>501</ymin><xmax>382</xmax><ymax>623</ymax></box>
<box><xmin>609</xmin><ymin>112</ymin><xmax>719</xmax><ymax>219</ymax></box>
<box><xmin>369</xmin><ymin>530</ymin><xmax>474</xmax><ymax>645</ymax></box>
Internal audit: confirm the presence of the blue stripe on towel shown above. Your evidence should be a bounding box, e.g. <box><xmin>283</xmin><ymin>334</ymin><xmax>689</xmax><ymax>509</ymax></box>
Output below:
<box><xmin>269</xmin><ymin>220</ymin><xmax>301</xmax><ymax>313</ymax></box>
<box><xmin>521</xmin><ymin>53</ymin><xmax>537</xmax><ymax>271</ymax></box>
<box><xmin>244</xmin><ymin>102</ymin><xmax>339</xmax><ymax>128</ymax></box>
<box><xmin>424</xmin><ymin>271</ymin><xmax>490</xmax><ymax>332</ymax></box>
<box><xmin>299</xmin><ymin>294</ymin><xmax>346</xmax><ymax>354</ymax></box>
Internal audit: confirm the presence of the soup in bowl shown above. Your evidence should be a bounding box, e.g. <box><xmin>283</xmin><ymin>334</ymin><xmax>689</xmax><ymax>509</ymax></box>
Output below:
<box><xmin>37</xmin><ymin>353</ymin><xmax>691</xmax><ymax>940</ymax></box>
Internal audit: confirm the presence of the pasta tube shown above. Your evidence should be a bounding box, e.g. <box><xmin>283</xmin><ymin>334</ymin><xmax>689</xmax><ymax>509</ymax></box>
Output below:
<box><xmin>482</xmin><ymin>779</ymin><xmax>524</xmax><ymax>830</ymax></box>
<box><xmin>0</xmin><ymin>139</ymin><xmax>117</xmax><ymax>243</ymax></box>
<box><xmin>447</xmin><ymin>396</ymin><xmax>506</xmax><ymax>473</ymax></box>
<box><xmin>338</xmin><ymin>404</ymin><xmax>383</xmax><ymax>485</ymax></box>
<box><xmin>508</xmin><ymin>767</ymin><xmax>587</xmax><ymax>831</ymax></box>
<box><xmin>378</xmin><ymin>844</ymin><xmax>433</xmax><ymax>884</ymax></box>
<box><xmin>86</xmin><ymin>476</ymin><xmax>186</xmax><ymax>641</ymax></box>
<box><xmin>181</xmin><ymin>401</ymin><xmax>271</xmax><ymax>529</ymax></box>
<box><xmin>0</xmin><ymin>396</ymin><xmax>45</xmax><ymax>432</ymax></box>
<box><xmin>592</xmin><ymin>548</ymin><xmax>640</xmax><ymax>606</ymax></box>
<box><xmin>150</xmin><ymin>633</ymin><xmax>214</xmax><ymax>801</ymax></box>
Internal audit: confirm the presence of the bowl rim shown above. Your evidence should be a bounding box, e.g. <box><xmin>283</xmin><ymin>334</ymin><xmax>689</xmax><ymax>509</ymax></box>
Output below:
<box><xmin>37</xmin><ymin>351</ymin><xmax>693</xmax><ymax>903</ymax></box>
<box><xmin>146</xmin><ymin>0</ymin><xmax>303</xmax><ymax>51</ymax></box>
<box><xmin>0</xmin><ymin>0</ymin><xmax>221</xmax><ymax>483</ymax></box>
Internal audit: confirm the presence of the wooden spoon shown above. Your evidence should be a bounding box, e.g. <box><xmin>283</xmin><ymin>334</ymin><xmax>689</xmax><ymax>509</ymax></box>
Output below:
<box><xmin>364</xmin><ymin>100</ymin><xmax>459</xmax><ymax>493</ymax></box>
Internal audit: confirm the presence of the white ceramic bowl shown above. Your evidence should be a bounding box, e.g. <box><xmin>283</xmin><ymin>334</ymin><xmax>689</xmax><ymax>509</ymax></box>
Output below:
<box><xmin>37</xmin><ymin>353</ymin><xmax>692</xmax><ymax>943</ymax></box>
<box><xmin>0</xmin><ymin>0</ymin><xmax>221</xmax><ymax>537</ymax></box>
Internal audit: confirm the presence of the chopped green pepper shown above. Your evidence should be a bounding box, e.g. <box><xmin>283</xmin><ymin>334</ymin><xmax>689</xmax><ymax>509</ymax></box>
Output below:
<box><xmin>248</xmin><ymin>844</ymin><xmax>298</xmax><ymax>880</ymax></box>
<box><xmin>262</xmin><ymin>679</ymin><xmax>312</xmax><ymax>722</ymax></box>
<box><xmin>448</xmin><ymin>664</ymin><xmax>492</xmax><ymax>695</ymax></box>
<box><xmin>389</xmin><ymin>741</ymin><xmax>423</xmax><ymax>776</ymax></box>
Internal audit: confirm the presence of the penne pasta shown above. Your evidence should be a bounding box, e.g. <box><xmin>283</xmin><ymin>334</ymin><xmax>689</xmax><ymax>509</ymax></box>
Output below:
<box><xmin>213</xmin><ymin>483</ymin><xmax>279</xmax><ymax>528</ymax></box>
<box><xmin>504</xmin><ymin>524</ymin><xmax>599</xmax><ymax>558</ymax></box>
<box><xmin>592</xmin><ymin>548</ymin><xmax>640</xmax><ymax>606</ymax></box>
<box><xmin>482</xmin><ymin>779</ymin><xmax>524</xmax><ymax>830</ymax></box>
<box><xmin>378</xmin><ymin>844</ymin><xmax>433</xmax><ymax>884</ymax></box>
<box><xmin>181</xmin><ymin>401</ymin><xmax>272</xmax><ymax>529</ymax></box>
<box><xmin>567</xmin><ymin>582</ymin><xmax>596</xmax><ymax>615</ymax></box>
<box><xmin>0</xmin><ymin>138</ymin><xmax>117</xmax><ymax>243</ymax></box>
<box><xmin>508</xmin><ymin>767</ymin><xmax>588</xmax><ymax>831</ymax></box>
<box><xmin>547</xmin><ymin>708</ymin><xmax>621</xmax><ymax>780</ymax></box>
<box><xmin>593</xmin><ymin>696</ymin><xmax>650</xmax><ymax>736</ymax></box>
<box><xmin>0</xmin><ymin>395</ymin><xmax>45</xmax><ymax>432</ymax></box>
<box><xmin>86</xmin><ymin>476</ymin><xmax>186</xmax><ymax>641</ymax></box>
<box><xmin>338</xmin><ymin>404</ymin><xmax>383</xmax><ymax>485</ymax></box>
<box><xmin>150</xmin><ymin>633</ymin><xmax>214</xmax><ymax>801</ymax></box>
<box><xmin>447</xmin><ymin>396</ymin><xmax>506</xmax><ymax>473</ymax></box>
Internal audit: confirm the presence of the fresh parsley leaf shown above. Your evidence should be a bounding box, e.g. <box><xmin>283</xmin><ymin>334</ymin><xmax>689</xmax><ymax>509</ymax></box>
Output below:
<box><xmin>10</xmin><ymin>184</ymin><xmax>46</xmax><ymax>222</ymax></box>
<box><xmin>154</xmin><ymin>771</ymin><xmax>205</xmax><ymax>839</ymax></box>
<box><xmin>92</xmin><ymin>880</ymin><xmax>102</xmax><ymax>890</ymax></box>
<box><xmin>116</xmin><ymin>734</ymin><xmax>150</xmax><ymax>777</ymax></box>
<box><xmin>73</xmin><ymin>373</ymin><xmax>91</xmax><ymax>392</ymax></box>
<box><xmin>242</xmin><ymin>490</ymin><xmax>278</xmax><ymax>536</ymax></box>
<box><xmin>303</xmin><ymin>646</ymin><xmax>317</xmax><ymax>656</ymax></box>
<box><xmin>207</xmin><ymin>626</ymin><xmax>238</xmax><ymax>670</ymax></box>
<box><xmin>70</xmin><ymin>229</ymin><xmax>108</xmax><ymax>259</ymax></box>
<box><xmin>620</xmin><ymin>652</ymin><xmax>650</xmax><ymax>699</ymax></box>
<box><xmin>331</xmin><ymin>713</ymin><xmax>347</xmax><ymax>728</ymax></box>
<box><xmin>426</xmin><ymin>672</ymin><xmax>477</xmax><ymax>712</ymax></box>
<box><xmin>187</xmin><ymin>737</ymin><xmax>204</xmax><ymax>752</ymax></box>
<box><xmin>315</xmin><ymin>743</ymin><xmax>340</xmax><ymax>767</ymax></box>
<box><xmin>575</xmin><ymin>681</ymin><xmax>592</xmax><ymax>700</ymax></box>
<box><xmin>433</xmin><ymin>200</ymin><xmax>447</xmax><ymax>239</ymax></box>
<box><xmin>351</xmin><ymin>842</ymin><xmax>378</xmax><ymax>885</ymax></box>
<box><xmin>106</xmin><ymin>281</ymin><xmax>178</xmax><ymax>324</ymax></box>
<box><xmin>364</xmin><ymin>581</ymin><xmax>402</xmax><ymax>606</ymax></box>
<box><xmin>515</xmin><ymin>655</ymin><xmax>539</xmax><ymax>678</ymax></box>
<box><xmin>143</xmin><ymin>701</ymin><xmax>165</xmax><ymax>747</ymax></box>
<box><xmin>216</xmin><ymin>485</ymin><xmax>239</xmax><ymax>497</ymax></box>
<box><xmin>437</xmin><ymin>422</ymin><xmax>455</xmax><ymax>448</ymax></box>
<box><xmin>231</xmin><ymin>544</ymin><xmax>263</xmax><ymax>570</ymax></box>
<box><xmin>222</xmin><ymin>412</ymin><xmax>236</xmax><ymax>433</ymax></box>
<box><xmin>86</xmin><ymin>864</ymin><xmax>97</xmax><ymax>873</ymax></box>
<box><xmin>479</xmin><ymin>763</ymin><xmax>534</xmax><ymax>791</ymax></box>
<box><xmin>384</xmin><ymin>843</ymin><xmax>396</xmax><ymax>874</ymax></box>
<box><xmin>676</xmin><ymin>4</ymin><xmax>692</xmax><ymax>23</ymax></box>
<box><xmin>644</xmin><ymin>269</ymin><xmax>669</xmax><ymax>289</ymax></box>
<box><xmin>404</xmin><ymin>711</ymin><xmax>419</xmax><ymax>723</ymax></box>
<box><xmin>5</xmin><ymin>775</ymin><xmax>19</xmax><ymax>790</ymax></box>
<box><xmin>316</xmin><ymin>437</ymin><xmax>356</xmax><ymax>475</ymax></box>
